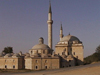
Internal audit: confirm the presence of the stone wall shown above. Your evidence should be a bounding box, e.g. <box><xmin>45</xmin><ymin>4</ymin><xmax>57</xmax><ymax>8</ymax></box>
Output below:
<box><xmin>72</xmin><ymin>45</ymin><xmax>84</xmax><ymax>65</ymax></box>
<box><xmin>25</xmin><ymin>57</ymin><xmax>60</xmax><ymax>70</ymax></box>
<box><xmin>55</xmin><ymin>46</ymin><xmax>68</xmax><ymax>55</ymax></box>
<box><xmin>0</xmin><ymin>57</ymin><xmax>23</xmax><ymax>69</ymax></box>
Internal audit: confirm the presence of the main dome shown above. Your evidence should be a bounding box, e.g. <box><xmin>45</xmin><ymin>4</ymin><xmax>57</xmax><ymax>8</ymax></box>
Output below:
<box><xmin>32</xmin><ymin>37</ymin><xmax>50</xmax><ymax>50</ymax></box>
<box><xmin>60</xmin><ymin>34</ymin><xmax>80</xmax><ymax>42</ymax></box>
<box><xmin>32</xmin><ymin>44</ymin><xmax>50</xmax><ymax>50</ymax></box>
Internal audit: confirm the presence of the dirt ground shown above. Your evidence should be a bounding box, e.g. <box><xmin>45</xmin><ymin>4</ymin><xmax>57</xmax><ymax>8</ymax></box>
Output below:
<box><xmin>0</xmin><ymin>62</ymin><xmax>100</xmax><ymax>75</ymax></box>
<box><xmin>51</xmin><ymin>65</ymin><xmax>100</xmax><ymax>75</ymax></box>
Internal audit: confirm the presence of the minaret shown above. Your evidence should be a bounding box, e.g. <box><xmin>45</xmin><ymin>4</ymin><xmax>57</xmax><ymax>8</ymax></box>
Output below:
<box><xmin>47</xmin><ymin>1</ymin><xmax>53</xmax><ymax>49</ymax></box>
<box><xmin>60</xmin><ymin>23</ymin><xmax>63</xmax><ymax>41</ymax></box>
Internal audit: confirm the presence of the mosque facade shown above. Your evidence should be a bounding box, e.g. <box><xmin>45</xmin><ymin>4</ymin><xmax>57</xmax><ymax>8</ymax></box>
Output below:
<box><xmin>0</xmin><ymin>2</ymin><xmax>84</xmax><ymax>70</ymax></box>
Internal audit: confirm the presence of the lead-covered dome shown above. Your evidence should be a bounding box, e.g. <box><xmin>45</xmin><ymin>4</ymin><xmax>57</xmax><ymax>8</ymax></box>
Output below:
<box><xmin>32</xmin><ymin>44</ymin><xmax>50</xmax><ymax>50</ymax></box>
<box><xmin>13</xmin><ymin>53</ymin><xmax>20</xmax><ymax>57</ymax></box>
<box><xmin>60</xmin><ymin>34</ymin><xmax>81</xmax><ymax>42</ymax></box>
<box><xmin>32</xmin><ymin>37</ymin><xmax>50</xmax><ymax>50</ymax></box>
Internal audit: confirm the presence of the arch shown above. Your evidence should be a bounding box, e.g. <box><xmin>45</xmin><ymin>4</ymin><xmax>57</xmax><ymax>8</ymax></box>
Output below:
<box><xmin>13</xmin><ymin>65</ymin><xmax>15</xmax><ymax>69</ymax></box>
<box><xmin>45</xmin><ymin>66</ymin><xmax>47</xmax><ymax>69</ymax></box>
<box><xmin>35</xmin><ymin>66</ymin><xmax>38</xmax><ymax>69</ymax></box>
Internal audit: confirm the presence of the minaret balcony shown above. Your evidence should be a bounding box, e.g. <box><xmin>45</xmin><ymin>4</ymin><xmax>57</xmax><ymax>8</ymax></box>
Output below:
<box><xmin>47</xmin><ymin>20</ymin><xmax>53</xmax><ymax>24</ymax></box>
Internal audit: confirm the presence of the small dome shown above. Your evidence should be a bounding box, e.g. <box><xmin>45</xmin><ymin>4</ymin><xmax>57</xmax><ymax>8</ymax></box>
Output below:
<box><xmin>5</xmin><ymin>53</ymin><xmax>12</xmax><ymax>57</ymax></box>
<box><xmin>32</xmin><ymin>44</ymin><xmax>50</xmax><ymax>50</ymax></box>
<box><xmin>60</xmin><ymin>34</ymin><xmax>80</xmax><ymax>42</ymax></box>
<box><xmin>13</xmin><ymin>53</ymin><xmax>20</xmax><ymax>57</ymax></box>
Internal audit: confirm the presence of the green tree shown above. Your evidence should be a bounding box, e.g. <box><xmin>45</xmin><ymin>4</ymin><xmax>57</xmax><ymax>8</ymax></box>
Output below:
<box><xmin>84</xmin><ymin>45</ymin><xmax>100</xmax><ymax>65</ymax></box>
<box><xmin>95</xmin><ymin>45</ymin><xmax>100</xmax><ymax>53</ymax></box>
<box><xmin>2</xmin><ymin>47</ymin><xmax>13</xmax><ymax>54</ymax></box>
<box><xmin>84</xmin><ymin>53</ymin><xmax>100</xmax><ymax>64</ymax></box>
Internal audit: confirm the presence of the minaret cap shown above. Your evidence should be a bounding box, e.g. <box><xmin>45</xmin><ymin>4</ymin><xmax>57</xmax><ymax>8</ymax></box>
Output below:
<box><xmin>49</xmin><ymin>0</ymin><xmax>52</xmax><ymax>13</ymax></box>
<box><xmin>60</xmin><ymin>23</ymin><xmax>63</xmax><ymax>30</ymax></box>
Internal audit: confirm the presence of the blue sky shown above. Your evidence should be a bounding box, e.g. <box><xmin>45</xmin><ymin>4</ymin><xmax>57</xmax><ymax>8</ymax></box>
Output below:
<box><xmin>0</xmin><ymin>0</ymin><xmax>100</xmax><ymax>57</ymax></box>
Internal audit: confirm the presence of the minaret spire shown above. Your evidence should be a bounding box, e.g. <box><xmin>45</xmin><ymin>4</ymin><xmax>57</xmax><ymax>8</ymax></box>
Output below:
<box><xmin>60</xmin><ymin>22</ymin><xmax>63</xmax><ymax>30</ymax></box>
<box><xmin>69</xmin><ymin>32</ymin><xmax>70</xmax><ymax>35</ymax></box>
<box><xmin>49</xmin><ymin>0</ymin><xmax>52</xmax><ymax>13</ymax></box>
<box><xmin>47</xmin><ymin>0</ymin><xmax>53</xmax><ymax>49</ymax></box>
<box><xmin>60</xmin><ymin>22</ymin><xmax>63</xmax><ymax>41</ymax></box>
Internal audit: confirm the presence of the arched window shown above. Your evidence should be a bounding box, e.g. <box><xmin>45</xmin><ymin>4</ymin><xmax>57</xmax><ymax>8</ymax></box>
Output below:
<box><xmin>73</xmin><ymin>52</ymin><xmax>75</xmax><ymax>55</ymax></box>
<box><xmin>35</xmin><ymin>66</ymin><xmax>38</xmax><ymax>69</ymax></box>
<box><xmin>31</xmin><ymin>51</ymin><xmax>32</xmax><ymax>54</ymax></box>
<box><xmin>5</xmin><ymin>65</ymin><xmax>7</xmax><ymax>68</ymax></box>
<box><xmin>45</xmin><ymin>66</ymin><xmax>47</xmax><ymax>69</ymax></box>
<box><xmin>13</xmin><ymin>65</ymin><xmax>15</xmax><ymax>69</ymax></box>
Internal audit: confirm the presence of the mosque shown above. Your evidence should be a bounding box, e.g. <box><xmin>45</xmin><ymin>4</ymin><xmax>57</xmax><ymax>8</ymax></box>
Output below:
<box><xmin>0</xmin><ymin>2</ymin><xmax>84</xmax><ymax>70</ymax></box>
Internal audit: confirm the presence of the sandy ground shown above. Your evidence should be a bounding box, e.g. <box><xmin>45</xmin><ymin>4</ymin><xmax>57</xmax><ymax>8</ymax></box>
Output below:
<box><xmin>0</xmin><ymin>62</ymin><xmax>100</xmax><ymax>75</ymax></box>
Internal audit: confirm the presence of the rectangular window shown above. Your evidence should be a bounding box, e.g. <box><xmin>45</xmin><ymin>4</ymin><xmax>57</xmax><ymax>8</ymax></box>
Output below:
<box><xmin>13</xmin><ymin>65</ymin><xmax>15</xmax><ymax>69</ymax></box>
<box><xmin>45</xmin><ymin>66</ymin><xmax>47</xmax><ymax>69</ymax></box>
